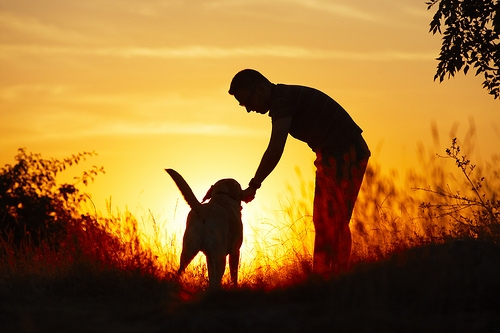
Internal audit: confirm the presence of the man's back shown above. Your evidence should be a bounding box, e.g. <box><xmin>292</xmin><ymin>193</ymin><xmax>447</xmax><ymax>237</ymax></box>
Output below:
<box><xmin>269</xmin><ymin>84</ymin><xmax>362</xmax><ymax>152</ymax></box>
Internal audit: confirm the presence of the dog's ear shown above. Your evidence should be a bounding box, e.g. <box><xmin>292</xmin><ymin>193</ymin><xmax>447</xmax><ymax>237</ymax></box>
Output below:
<box><xmin>201</xmin><ymin>185</ymin><xmax>213</xmax><ymax>203</ymax></box>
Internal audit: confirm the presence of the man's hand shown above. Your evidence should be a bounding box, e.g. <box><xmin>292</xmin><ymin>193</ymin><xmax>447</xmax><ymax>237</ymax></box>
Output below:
<box><xmin>241</xmin><ymin>187</ymin><xmax>257</xmax><ymax>203</ymax></box>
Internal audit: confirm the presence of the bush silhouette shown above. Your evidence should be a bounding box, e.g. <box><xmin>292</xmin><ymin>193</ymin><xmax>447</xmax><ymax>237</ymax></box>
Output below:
<box><xmin>0</xmin><ymin>148</ymin><xmax>104</xmax><ymax>249</ymax></box>
<box><xmin>418</xmin><ymin>138</ymin><xmax>500</xmax><ymax>243</ymax></box>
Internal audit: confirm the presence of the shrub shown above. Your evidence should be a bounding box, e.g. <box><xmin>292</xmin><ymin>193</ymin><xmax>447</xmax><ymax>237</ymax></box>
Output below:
<box><xmin>0</xmin><ymin>148</ymin><xmax>104</xmax><ymax>248</ymax></box>
<box><xmin>418</xmin><ymin>138</ymin><xmax>500</xmax><ymax>243</ymax></box>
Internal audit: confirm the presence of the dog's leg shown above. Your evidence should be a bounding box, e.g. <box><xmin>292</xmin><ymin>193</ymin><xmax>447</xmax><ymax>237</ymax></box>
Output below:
<box><xmin>229</xmin><ymin>251</ymin><xmax>240</xmax><ymax>286</ymax></box>
<box><xmin>178</xmin><ymin>247</ymin><xmax>199</xmax><ymax>276</ymax></box>
<box><xmin>206</xmin><ymin>254</ymin><xmax>226</xmax><ymax>289</ymax></box>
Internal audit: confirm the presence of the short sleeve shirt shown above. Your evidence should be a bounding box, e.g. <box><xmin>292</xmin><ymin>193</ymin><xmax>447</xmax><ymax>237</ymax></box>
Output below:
<box><xmin>269</xmin><ymin>84</ymin><xmax>363</xmax><ymax>152</ymax></box>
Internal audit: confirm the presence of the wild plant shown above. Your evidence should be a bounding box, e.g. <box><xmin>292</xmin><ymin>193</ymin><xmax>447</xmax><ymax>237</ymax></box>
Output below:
<box><xmin>417</xmin><ymin>138</ymin><xmax>500</xmax><ymax>243</ymax></box>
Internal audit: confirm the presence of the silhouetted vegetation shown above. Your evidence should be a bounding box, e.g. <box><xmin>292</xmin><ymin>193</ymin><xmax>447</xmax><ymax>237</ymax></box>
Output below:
<box><xmin>1</xmin><ymin>139</ymin><xmax>499</xmax><ymax>331</ymax></box>
<box><xmin>418</xmin><ymin>138</ymin><xmax>500</xmax><ymax>242</ymax></box>
<box><xmin>427</xmin><ymin>0</ymin><xmax>500</xmax><ymax>99</ymax></box>
<box><xmin>0</xmin><ymin>148</ymin><xmax>104</xmax><ymax>249</ymax></box>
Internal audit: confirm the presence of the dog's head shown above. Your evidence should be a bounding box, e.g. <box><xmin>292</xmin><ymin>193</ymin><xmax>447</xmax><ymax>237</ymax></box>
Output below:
<box><xmin>202</xmin><ymin>179</ymin><xmax>242</xmax><ymax>203</ymax></box>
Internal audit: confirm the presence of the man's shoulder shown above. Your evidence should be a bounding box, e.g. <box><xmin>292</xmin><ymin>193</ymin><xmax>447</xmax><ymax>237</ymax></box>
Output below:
<box><xmin>270</xmin><ymin>85</ymin><xmax>317</xmax><ymax>120</ymax></box>
<box><xmin>275</xmin><ymin>83</ymin><xmax>314</xmax><ymax>91</ymax></box>
<box><xmin>275</xmin><ymin>84</ymin><xmax>329</xmax><ymax>98</ymax></box>
<box><xmin>273</xmin><ymin>84</ymin><xmax>317</xmax><ymax>99</ymax></box>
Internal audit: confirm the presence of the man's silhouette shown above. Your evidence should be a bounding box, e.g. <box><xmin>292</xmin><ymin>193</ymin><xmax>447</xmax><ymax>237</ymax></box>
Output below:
<box><xmin>229</xmin><ymin>69</ymin><xmax>370</xmax><ymax>275</ymax></box>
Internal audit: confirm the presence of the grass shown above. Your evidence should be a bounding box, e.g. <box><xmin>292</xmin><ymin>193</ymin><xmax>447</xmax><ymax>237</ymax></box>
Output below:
<box><xmin>1</xmin><ymin>137</ymin><xmax>499</xmax><ymax>332</ymax></box>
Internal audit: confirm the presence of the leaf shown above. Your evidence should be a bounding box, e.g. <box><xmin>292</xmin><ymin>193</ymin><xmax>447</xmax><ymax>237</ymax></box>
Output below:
<box><xmin>427</xmin><ymin>0</ymin><xmax>500</xmax><ymax>99</ymax></box>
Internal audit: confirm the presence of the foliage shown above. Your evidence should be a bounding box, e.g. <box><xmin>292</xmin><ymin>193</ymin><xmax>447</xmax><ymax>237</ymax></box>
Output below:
<box><xmin>1</xmin><ymin>138</ymin><xmax>499</xmax><ymax>297</ymax></box>
<box><xmin>0</xmin><ymin>148</ymin><xmax>104</xmax><ymax>248</ymax></box>
<box><xmin>427</xmin><ymin>0</ymin><xmax>500</xmax><ymax>99</ymax></box>
<box><xmin>418</xmin><ymin>138</ymin><xmax>500</xmax><ymax>243</ymax></box>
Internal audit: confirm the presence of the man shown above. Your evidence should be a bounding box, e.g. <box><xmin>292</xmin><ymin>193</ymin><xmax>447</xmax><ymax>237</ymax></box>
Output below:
<box><xmin>229</xmin><ymin>69</ymin><xmax>370</xmax><ymax>275</ymax></box>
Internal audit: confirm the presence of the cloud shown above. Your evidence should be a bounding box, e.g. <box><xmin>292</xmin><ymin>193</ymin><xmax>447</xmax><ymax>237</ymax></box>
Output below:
<box><xmin>26</xmin><ymin>121</ymin><xmax>267</xmax><ymax>142</ymax></box>
<box><xmin>207</xmin><ymin>0</ymin><xmax>378</xmax><ymax>22</ymax></box>
<box><xmin>291</xmin><ymin>0</ymin><xmax>378</xmax><ymax>22</ymax></box>
<box><xmin>95</xmin><ymin>121</ymin><xmax>265</xmax><ymax>137</ymax></box>
<box><xmin>0</xmin><ymin>12</ymin><xmax>94</xmax><ymax>44</ymax></box>
<box><xmin>0</xmin><ymin>84</ymin><xmax>70</xmax><ymax>101</ymax></box>
<box><xmin>0</xmin><ymin>44</ymin><xmax>434</xmax><ymax>62</ymax></box>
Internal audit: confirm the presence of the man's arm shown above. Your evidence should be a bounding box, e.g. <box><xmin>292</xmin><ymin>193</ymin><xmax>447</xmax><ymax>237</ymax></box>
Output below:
<box><xmin>242</xmin><ymin>116</ymin><xmax>292</xmax><ymax>202</ymax></box>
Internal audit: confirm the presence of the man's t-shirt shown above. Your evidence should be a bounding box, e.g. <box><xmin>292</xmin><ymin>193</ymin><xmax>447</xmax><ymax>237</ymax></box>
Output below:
<box><xmin>269</xmin><ymin>84</ymin><xmax>363</xmax><ymax>153</ymax></box>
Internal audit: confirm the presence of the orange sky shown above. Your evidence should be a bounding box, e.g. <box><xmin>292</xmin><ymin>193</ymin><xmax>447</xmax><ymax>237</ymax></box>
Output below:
<box><xmin>1</xmin><ymin>1</ymin><xmax>499</xmax><ymax>253</ymax></box>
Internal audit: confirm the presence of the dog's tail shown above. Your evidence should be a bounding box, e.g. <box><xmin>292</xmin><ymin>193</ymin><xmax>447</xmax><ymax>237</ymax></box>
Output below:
<box><xmin>165</xmin><ymin>169</ymin><xmax>203</xmax><ymax>214</ymax></box>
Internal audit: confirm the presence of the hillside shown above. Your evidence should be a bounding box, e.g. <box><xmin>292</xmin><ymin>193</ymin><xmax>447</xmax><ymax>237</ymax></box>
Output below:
<box><xmin>1</xmin><ymin>239</ymin><xmax>499</xmax><ymax>332</ymax></box>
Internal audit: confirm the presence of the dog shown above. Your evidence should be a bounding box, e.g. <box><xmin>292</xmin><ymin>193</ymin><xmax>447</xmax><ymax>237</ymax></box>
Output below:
<box><xmin>165</xmin><ymin>168</ymin><xmax>243</xmax><ymax>288</ymax></box>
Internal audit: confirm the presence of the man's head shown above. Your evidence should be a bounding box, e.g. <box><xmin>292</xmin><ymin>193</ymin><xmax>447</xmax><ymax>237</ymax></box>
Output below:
<box><xmin>229</xmin><ymin>69</ymin><xmax>273</xmax><ymax>114</ymax></box>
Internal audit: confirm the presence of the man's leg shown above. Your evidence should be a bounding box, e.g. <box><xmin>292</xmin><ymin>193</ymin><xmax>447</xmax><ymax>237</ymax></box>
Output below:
<box><xmin>337</xmin><ymin>144</ymin><xmax>369</xmax><ymax>271</ymax></box>
<box><xmin>313</xmin><ymin>145</ymin><xmax>369</xmax><ymax>275</ymax></box>
<box><xmin>313</xmin><ymin>154</ymin><xmax>348</xmax><ymax>275</ymax></box>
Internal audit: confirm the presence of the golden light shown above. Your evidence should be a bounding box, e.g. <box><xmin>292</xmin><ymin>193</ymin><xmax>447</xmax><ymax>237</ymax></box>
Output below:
<box><xmin>112</xmin><ymin>155</ymin><xmax>318</xmax><ymax>285</ymax></box>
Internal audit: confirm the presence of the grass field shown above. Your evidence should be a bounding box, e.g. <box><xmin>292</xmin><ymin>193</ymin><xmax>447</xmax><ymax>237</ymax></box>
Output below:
<box><xmin>1</xmin><ymin>239</ymin><xmax>499</xmax><ymax>332</ymax></box>
<box><xmin>1</xmin><ymin>138</ymin><xmax>499</xmax><ymax>332</ymax></box>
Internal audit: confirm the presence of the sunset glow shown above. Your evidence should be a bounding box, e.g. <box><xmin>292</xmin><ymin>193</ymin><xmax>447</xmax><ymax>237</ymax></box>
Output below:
<box><xmin>1</xmin><ymin>0</ymin><xmax>499</xmax><ymax>278</ymax></box>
